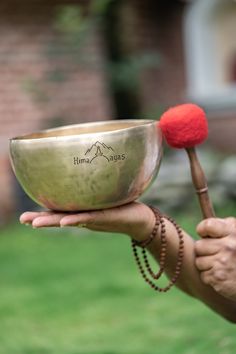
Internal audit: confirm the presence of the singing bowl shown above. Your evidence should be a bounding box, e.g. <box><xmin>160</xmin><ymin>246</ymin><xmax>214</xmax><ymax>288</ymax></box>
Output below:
<box><xmin>9</xmin><ymin>120</ymin><xmax>162</xmax><ymax>211</ymax></box>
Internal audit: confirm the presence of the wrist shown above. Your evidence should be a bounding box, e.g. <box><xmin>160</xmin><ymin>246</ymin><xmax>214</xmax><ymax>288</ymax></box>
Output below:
<box><xmin>128</xmin><ymin>205</ymin><xmax>156</xmax><ymax>242</ymax></box>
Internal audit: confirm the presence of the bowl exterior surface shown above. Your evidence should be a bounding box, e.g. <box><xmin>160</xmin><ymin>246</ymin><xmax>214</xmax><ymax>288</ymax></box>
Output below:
<box><xmin>9</xmin><ymin>120</ymin><xmax>162</xmax><ymax>211</ymax></box>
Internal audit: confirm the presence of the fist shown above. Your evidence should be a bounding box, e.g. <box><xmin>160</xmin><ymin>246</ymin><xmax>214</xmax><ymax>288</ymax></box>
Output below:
<box><xmin>195</xmin><ymin>217</ymin><xmax>236</xmax><ymax>301</ymax></box>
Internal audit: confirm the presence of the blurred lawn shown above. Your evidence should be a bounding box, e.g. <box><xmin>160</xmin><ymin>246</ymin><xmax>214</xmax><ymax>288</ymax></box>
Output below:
<box><xmin>0</xmin><ymin>203</ymin><xmax>236</xmax><ymax>354</ymax></box>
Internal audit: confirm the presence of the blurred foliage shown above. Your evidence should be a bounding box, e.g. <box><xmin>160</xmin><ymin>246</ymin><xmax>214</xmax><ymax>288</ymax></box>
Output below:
<box><xmin>48</xmin><ymin>5</ymin><xmax>92</xmax><ymax>64</ymax></box>
<box><xmin>21</xmin><ymin>78</ymin><xmax>50</xmax><ymax>104</ymax></box>
<box><xmin>110</xmin><ymin>53</ymin><xmax>160</xmax><ymax>91</ymax></box>
<box><xmin>22</xmin><ymin>1</ymin><xmax>161</xmax><ymax>117</ymax></box>
<box><xmin>51</xmin><ymin>2</ymin><xmax>160</xmax><ymax>87</ymax></box>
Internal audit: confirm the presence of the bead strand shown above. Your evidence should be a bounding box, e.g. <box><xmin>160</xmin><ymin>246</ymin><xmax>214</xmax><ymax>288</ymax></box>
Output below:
<box><xmin>131</xmin><ymin>206</ymin><xmax>184</xmax><ymax>293</ymax></box>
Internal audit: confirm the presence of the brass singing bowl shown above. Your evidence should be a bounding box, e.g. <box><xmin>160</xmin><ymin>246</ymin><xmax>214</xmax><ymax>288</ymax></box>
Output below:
<box><xmin>9</xmin><ymin>120</ymin><xmax>162</xmax><ymax>211</ymax></box>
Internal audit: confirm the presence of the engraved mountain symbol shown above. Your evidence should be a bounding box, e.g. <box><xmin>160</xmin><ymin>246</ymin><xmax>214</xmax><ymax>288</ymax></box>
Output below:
<box><xmin>85</xmin><ymin>141</ymin><xmax>114</xmax><ymax>157</ymax></box>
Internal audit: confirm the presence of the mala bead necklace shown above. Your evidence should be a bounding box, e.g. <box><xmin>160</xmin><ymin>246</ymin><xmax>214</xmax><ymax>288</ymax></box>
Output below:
<box><xmin>132</xmin><ymin>206</ymin><xmax>184</xmax><ymax>292</ymax></box>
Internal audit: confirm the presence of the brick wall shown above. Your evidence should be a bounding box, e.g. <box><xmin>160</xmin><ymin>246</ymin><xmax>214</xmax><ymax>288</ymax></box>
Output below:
<box><xmin>119</xmin><ymin>0</ymin><xmax>186</xmax><ymax>115</ymax></box>
<box><xmin>0</xmin><ymin>0</ymin><xmax>112</xmax><ymax>223</ymax></box>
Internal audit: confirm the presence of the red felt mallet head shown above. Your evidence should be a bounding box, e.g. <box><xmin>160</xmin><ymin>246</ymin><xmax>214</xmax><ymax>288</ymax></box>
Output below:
<box><xmin>158</xmin><ymin>103</ymin><xmax>215</xmax><ymax>219</ymax></box>
<box><xmin>159</xmin><ymin>103</ymin><xmax>208</xmax><ymax>149</ymax></box>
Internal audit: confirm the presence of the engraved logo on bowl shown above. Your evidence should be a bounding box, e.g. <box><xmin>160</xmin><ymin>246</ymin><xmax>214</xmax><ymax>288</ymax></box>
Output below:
<box><xmin>73</xmin><ymin>141</ymin><xmax>126</xmax><ymax>165</ymax></box>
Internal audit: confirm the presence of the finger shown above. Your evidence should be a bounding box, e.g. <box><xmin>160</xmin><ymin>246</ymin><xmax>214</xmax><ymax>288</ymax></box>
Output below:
<box><xmin>224</xmin><ymin>217</ymin><xmax>236</xmax><ymax>234</ymax></box>
<box><xmin>200</xmin><ymin>269</ymin><xmax>227</xmax><ymax>294</ymax></box>
<box><xmin>32</xmin><ymin>213</ymin><xmax>67</xmax><ymax>228</ymax></box>
<box><xmin>199</xmin><ymin>269</ymin><xmax>215</xmax><ymax>287</ymax></box>
<box><xmin>60</xmin><ymin>202</ymin><xmax>154</xmax><ymax>237</ymax></box>
<box><xmin>195</xmin><ymin>239</ymin><xmax>221</xmax><ymax>256</ymax></box>
<box><xmin>196</xmin><ymin>218</ymin><xmax>230</xmax><ymax>239</ymax></box>
<box><xmin>195</xmin><ymin>255</ymin><xmax>214</xmax><ymax>271</ymax></box>
<box><xmin>60</xmin><ymin>210</ymin><xmax>108</xmax><ymax>227</ymax></box>
<box><xmin>20</xmin><ymin>211</ymin><xmax>53</xmax><ymax>224</ymax></box>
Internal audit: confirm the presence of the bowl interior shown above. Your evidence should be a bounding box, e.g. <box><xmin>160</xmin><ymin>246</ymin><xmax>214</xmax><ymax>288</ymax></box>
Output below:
<box><xmin>12</xmin><ymin>120</ymin><xmax>155</xmax><ymax>140</ymax></box>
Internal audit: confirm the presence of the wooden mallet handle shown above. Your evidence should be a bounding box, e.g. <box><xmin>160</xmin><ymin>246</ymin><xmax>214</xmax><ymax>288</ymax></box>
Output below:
<box><xmin>186</xmin><ymin>147</ymin><xmax>215</xmax><ymax>219</ymax></box>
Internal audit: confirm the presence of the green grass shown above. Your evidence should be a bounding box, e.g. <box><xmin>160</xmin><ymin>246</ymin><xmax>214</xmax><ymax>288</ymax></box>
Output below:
<box><xmin>0</xmin><ymin>204</ymin><xmax>236</xmax><ymax>354</ymax></box>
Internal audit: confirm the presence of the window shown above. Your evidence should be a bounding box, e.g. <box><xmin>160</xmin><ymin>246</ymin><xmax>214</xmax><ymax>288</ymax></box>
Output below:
<box><xmin>184</xmin><ymin>0</ymin><xmax>236</xmax><ymax>110</ymax></box>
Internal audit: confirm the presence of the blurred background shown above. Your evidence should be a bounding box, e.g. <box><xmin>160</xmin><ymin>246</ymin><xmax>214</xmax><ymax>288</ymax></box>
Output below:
<box><xmin>1</xmin><ymin>0</ymin><xmax>236</xmax><ymax>353</ymax></box>
<box><xmin>1</xmin><ymin>0</ymin><xmax>236</xmax><ymax>223</ymax></box>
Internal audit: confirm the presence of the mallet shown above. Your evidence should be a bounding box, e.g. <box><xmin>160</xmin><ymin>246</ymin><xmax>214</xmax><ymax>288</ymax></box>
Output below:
<box><xmin>159</xmin><ymin>103</ymin><xmax>215</xmax><ymax>219</ymax></box>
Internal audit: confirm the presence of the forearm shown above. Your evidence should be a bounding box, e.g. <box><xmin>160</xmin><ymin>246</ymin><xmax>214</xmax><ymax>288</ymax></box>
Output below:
<box><xmin>137</xmin><ymin>216</ymin><xmax>236</xmax><ymax>322</ymax></box>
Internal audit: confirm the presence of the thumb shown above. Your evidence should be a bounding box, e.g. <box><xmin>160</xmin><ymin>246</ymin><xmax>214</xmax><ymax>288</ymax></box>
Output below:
<box><xmin>196</xmin><ymin>218</ymin><xmax>230</xmax><ymax>239</ymax></box>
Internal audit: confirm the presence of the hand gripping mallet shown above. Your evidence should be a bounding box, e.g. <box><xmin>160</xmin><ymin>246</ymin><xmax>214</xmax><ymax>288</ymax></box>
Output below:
<box><xmin>159</xmin><ymin>103</ymin><xmax>215</xmax><ymax>219</ymax></box>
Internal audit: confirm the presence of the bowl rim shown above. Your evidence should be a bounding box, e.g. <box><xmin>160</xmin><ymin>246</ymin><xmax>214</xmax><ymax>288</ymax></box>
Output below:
<box><xmin>10</xmin><ymin>119</ymin><xmax>160</xmax><ymax>143</ymax></box>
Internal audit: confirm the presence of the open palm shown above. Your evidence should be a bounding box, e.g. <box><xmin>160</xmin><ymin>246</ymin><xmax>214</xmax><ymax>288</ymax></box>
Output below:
<box><xmin>19</xmin><ymin>202</ymin><xmax>155</xmax><ymax>242</ymax></box>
